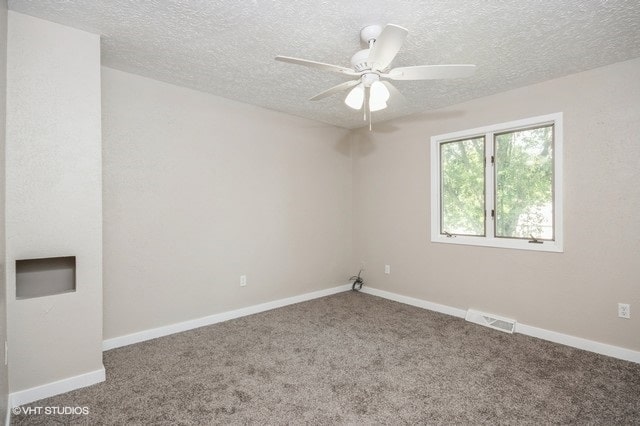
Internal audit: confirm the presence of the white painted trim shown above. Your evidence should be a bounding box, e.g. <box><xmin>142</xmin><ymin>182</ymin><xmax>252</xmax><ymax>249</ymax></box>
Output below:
<box><xmin>9</xmin><ymin>367</ymin><xmax>105</xmax><ymax>408</ymax></box>
<box><xmin>5</xmin><ymin>396</ymin><xmax>10</xmax><ymax>426</ymax></box>
<box><xmin>515</xmin><ymin>323</ymin><xmax>640</xmax><ymax>364</ymax></box>
<box><xmin>103</xmin><ymin>284</ymin><xmax>352</xmax><ymax>351</ymax></box>
<box><xmin>360</xmin><ymin>286</ymin><xmax>640</xmax><ymax>364</ymax></box>
<box><xmin>359</xmin><ymin>286</ymin><xmax>467</xmax><ymax>318</ymax></box>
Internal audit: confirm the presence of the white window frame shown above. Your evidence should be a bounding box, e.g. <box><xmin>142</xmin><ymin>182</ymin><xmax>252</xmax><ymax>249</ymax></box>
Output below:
<box><xmin>430</xmin><ymin>113</ymin><xmax>563</xmax><ymax>252</ymax></box>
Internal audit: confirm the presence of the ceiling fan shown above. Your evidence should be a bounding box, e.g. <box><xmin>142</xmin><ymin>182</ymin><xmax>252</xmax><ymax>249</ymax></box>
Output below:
<box><xmin>275</xmin><ymin>24</ymin><xmax>476</xmax><ymax>129</ymax></box>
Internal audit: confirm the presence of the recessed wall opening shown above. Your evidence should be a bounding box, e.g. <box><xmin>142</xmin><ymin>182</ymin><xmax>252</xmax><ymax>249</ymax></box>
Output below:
<box><xmin>16</xmin><ymin>256</ymin><xmax>76</xmax><ymax>299</ymax></box>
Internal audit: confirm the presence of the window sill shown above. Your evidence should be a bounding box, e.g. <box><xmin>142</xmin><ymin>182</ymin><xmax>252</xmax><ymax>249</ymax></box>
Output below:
<box><xmin>431</xmin><ymin>234</ymin><xmax>563</xmax><ymax>253</ymax></box>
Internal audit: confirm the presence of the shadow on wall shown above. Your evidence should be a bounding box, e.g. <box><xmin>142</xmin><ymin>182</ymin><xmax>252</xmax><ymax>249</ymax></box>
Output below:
<box><xmin>273</xmin><ymin>117</ymin><xmax>353</xmax><ymax>159</ymax></box>
<box><xmin>349</xmin><ymin>130</ymin><xmax>377</xmax><ymax>157</ymax></box>
<box><xmin>333</xmin><ymin>131</ymin><xmax>352</xmax><ymax>157</ymax></box>
<box><xmin>345</xmin><ymin>109</ymin><xmax>467</xmax><ymax>158</ymax></box>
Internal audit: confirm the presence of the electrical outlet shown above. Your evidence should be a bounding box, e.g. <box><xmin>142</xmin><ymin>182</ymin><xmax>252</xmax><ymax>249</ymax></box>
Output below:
<box><xmin>618</xmin><ymin>303</ymin><xmax>630</xmax><ymax>319</ymax></box>
<box><xmin>240</xmin><ymin>275</ymin><xmax>247</xmax><ymax>287</ymax></box>
<box><xmin>384</xmin><ymin>264</ymin><xmax>391</xmax><ymax>274</ymax></box>
<box><xmin>360</xmin><ymin>261</ymin><xmax>366</xmax><ymax>272</ymax></box>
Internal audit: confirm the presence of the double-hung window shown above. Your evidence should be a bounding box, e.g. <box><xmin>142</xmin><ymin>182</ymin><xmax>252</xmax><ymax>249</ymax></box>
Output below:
<box><xmin>430</xmin><ymin>113</ymin><xmax>563</xmax><ymax>252</ymax></box>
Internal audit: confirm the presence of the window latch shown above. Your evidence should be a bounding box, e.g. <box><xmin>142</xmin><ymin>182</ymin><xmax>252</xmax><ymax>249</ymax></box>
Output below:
<box><xmin>443</xmin><ymin>231</ymin><xmax>456</xmax><ymax>238</ymax></box>
<box><xmin>528</xmin><ymin>234</ymin><xmax>543</xmax><ymax>244</ymax></box>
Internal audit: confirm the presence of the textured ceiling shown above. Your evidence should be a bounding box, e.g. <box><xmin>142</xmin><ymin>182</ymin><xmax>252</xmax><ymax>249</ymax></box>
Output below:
<box><xmin>8</xmin><ymin>1</ymin><xmax>640</xmax><ymax>129</ymax></box>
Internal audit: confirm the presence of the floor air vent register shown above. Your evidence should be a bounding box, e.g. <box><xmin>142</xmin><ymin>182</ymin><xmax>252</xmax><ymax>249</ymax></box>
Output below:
<box><xmin>465</xmin><ymin>309</ymin><xmax>516</xmax><ymax>334</ymax></box>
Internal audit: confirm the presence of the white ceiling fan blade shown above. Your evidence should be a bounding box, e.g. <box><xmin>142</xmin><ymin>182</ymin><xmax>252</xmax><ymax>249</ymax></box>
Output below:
<box><xmin>309</xmin><ymin>80</ymin><xmax>360</xmax><ymax>101</ymax></box>
<box><xmin>386</xmin><ymin>64</ymin><xmax>476</xmax><ymax>80</ymax></box>
<box><xmin>367</xmin><ymin>24</ymin><xmax>408</xmax><ymax>71</ymax></box>
<box><xmin>275</xmin><ymin>55</ymin><xmax>357</xmax><ymax>76</ymax></box>
<box><xmin>381</xmin><ymin>81</ymin><xmax>405</xmax><ymax>105</ymax></box>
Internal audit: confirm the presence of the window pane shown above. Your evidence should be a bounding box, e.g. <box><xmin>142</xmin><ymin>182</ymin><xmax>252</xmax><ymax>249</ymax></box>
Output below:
<box><xmin>440</xmin><ymin>137</ymin><xmax>485</xmax><ymax>236</ymax></box>
<box><xmin>495</xmin><ymin>125</ymin><xmax>553</xmax><ymax>240</ymax></box>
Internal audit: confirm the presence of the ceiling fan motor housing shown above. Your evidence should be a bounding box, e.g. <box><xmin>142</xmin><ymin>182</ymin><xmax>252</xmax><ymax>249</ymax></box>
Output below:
<box><xmin>350</xmin><ymin>49</ymin><xmax>373</xmax><ymax>72</ymax></box>
<box><xmin>351</xmin><ymin>25</ymin><xmax>384</xmax><ymax>72</ymax></box>
<box><xmin>360</xmin><ymin>24</ymin><xmax>382</xmax><ymax>44</ymax></box>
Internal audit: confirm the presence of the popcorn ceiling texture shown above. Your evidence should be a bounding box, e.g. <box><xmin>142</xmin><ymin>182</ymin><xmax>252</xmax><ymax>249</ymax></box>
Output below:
<box><xmin>8</xmin><ymin>0</ymin><xmax>640</xmax><ymax>129</ymax></box>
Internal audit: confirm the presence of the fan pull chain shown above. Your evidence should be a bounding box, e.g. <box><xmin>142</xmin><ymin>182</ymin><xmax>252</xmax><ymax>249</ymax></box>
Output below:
<box><xmin>368</xmin><ymin>33</ymin><xmax>376</xmax><ymax>134</ymax></box>
<box><xmin>366</xmin><ymin>85</ymin><xmax>372</xmax><ymax>131</ymax></box>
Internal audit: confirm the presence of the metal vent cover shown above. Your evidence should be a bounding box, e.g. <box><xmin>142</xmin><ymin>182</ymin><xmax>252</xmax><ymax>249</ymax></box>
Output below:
<box><xmin>465</xmin><ymin>309</ymin><xmax>516</xmax><ymax>334</ymax></box>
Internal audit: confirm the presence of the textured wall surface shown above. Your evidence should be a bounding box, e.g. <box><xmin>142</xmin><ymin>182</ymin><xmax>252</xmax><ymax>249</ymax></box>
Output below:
<box><xmin>5</xmin><ymin>12</ymin><xmax>103</xmax><ymax>391</ymax></box>
<box><xmin>351</xmin><ymin>58</ymin><xmax>640</xmax><ymax>351</ymax></box>
<box><xmin>102</xmin><ymin>67</ymin><xmax>352</xmax><ymax>339</ymax></box>
<box><xmin>0</xmin><ymin>0</ymin><xmax>8</xmax><ymax>418</ymax></box>
<box><xmin>7</xmin><ymin>1</ymin><xmax>640</xmax><ymax>129</ymax></box>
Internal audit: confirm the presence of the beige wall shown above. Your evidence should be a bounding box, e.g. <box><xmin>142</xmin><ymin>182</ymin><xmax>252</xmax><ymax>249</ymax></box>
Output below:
<box><xmin>102</xmin><ymin>67</ymin><xmax>352</xmax><ymax>339</ymax></box>
<box><xmin>5</xmin><ymin>12</ymin><xmax>103</xmax><ymax>392</ymax></box>
<box><xmin>352</xmin><ymin>58</ymin><xmax>640</xmax><ymax>351</ymax></box>
<box><xmin>0</xmin><ymin>0</ymin><xmax>7</xmax><ymax>418</ymax></box>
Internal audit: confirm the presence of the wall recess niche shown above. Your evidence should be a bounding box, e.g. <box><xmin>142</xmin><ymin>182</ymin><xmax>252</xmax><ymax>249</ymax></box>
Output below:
<box><xmin>16</xmin><ymin>256</ymin><xmax>76</xmax><ymax>299</ymax></box>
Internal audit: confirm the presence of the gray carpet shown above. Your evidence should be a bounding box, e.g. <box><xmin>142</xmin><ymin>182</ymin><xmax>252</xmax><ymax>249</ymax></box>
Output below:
<box><xmin>12</xmin><ymin>291</ymin><xmax>640</xmax><ymax>424</ymax></box>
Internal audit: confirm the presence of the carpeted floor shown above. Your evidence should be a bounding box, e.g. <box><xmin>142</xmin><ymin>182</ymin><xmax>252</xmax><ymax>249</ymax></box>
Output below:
<box><xmin>12</xmin><ymin>291</ymin><xmax>640</xmax><ymax>424</ymax></box>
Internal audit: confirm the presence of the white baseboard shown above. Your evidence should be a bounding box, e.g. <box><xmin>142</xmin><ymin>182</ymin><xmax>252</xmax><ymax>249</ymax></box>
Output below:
<box><xmin>359</xmin><ymin>286</ymin><xmax>640</xmax><ymax>364</ymax></box>
<box><xmin>515</xmin><ymin>323</ymin><xmax>640</xmax><ymax>364</ymax></box>
<box><xmin>103</xmin><ymin>284</ymin><xmax>352</xmax><ymax>351</ymax></box>
<box><xmin>9</xmin><ymin>367</ymin><xmax>105</xmax><ymax>408</ymax></box>
<box><xmin>108</xmin><ymin>283</ymin><xmax>640</xmax><ymax>363</ymax></box>
<box><xmin>5</xmin><ymin>396</ymin><xmax>10</xmax><ymax>426</ymax></box>
<box><xmin>360</xmin><ymin>286</ymin><xmax>467</xmax><ymax>318</ymax></box>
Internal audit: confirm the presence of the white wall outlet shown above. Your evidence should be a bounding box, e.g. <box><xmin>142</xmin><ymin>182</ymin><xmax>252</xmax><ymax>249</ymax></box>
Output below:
<box><xmin>360</xmin><ymin>261</ymin><xmax>366</xmax><ymax>271</ymax></box>
<box><xmin>384</xmin><ymin>264</ymin><xmax>391</xmax><ymax>274</ymax></box>
<box><xmin>618</xmin><ymin>303</ymin><xmax>630</xmax><ymax>319</ymax></box>
<box><xmin>240</xmin><ymin>275</ymin><xmax>247</xmax><ymax>287</ymax></box>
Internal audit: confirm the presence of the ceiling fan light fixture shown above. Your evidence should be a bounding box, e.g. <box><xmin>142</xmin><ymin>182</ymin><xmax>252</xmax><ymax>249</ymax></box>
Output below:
<box><xmin>344</xmin><ymin>84</ymin><xmax>364</xmax><ymax>110</ymax></box>
<box><xmin>369</xmin><ymin>80</ymin><xmax>390</xmax><ymax>111</ymax></box>
<box><xmin>369</xmin><ymin>99</ymin><xmax>388</xmax><ymax>112</ymax></box>
<box><xmin>370</xmin><ymin>80</ymin><xmax>390</xmax><ymax>102</ymax></box>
